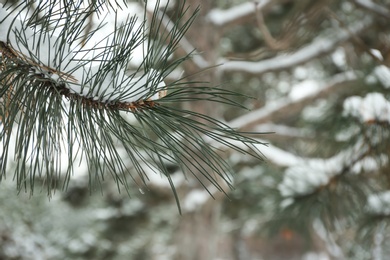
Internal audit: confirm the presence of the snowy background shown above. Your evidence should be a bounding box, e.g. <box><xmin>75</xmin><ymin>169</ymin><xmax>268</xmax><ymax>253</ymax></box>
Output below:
<box><xmin>1</xmin><ymin>0</ymin><xmax>390</xmax><ymax>259</ymax></box>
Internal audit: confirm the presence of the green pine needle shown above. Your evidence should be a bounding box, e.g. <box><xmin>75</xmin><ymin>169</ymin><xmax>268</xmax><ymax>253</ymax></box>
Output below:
<box><xmin>0</xmin><ymin>0</ymin><xmax>266</xmax><ymax>211</ymax></box>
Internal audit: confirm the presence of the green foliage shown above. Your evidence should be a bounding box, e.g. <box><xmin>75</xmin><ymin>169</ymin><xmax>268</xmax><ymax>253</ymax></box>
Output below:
<box><xmin>0</xmin><ymin>0</ymin><xmax>265</xmax><ymax>212</ymax></box>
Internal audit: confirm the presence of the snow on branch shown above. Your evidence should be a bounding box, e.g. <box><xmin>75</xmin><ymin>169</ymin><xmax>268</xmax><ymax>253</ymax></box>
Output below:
<box><xmin>343</xmin><ymin>92</ymin><xmax>390</xmax><ymax>124</ymax></box>
<box><xmin>219</xmin><ymin>19</ymin><xmax>372</xmax><ymax>75</ymax></box>
<box><xmin>0</xmin><ymin>3</ymin><xmax>166</xmax><ymax>108</ymax></box>
<box><xmin>0</xmin><ymin>2</ymin><xmax>269</xmax><ymax>205</ymax></box>
<box><xmin>278</xmin><ymin>140</ymin><xmax>372</xmax><ymax>198</ymax></box>
<box><xmin>228</xmin><ymin>72</ymin><xmax>358</xmax><ymax>131</ymax></box>
<box><xmin>206</xmin><ymin>0</ymin><xmax>272</xmax><ymax>28</ymax></box>
<box><xmin>255</xmin><ymin>123</ymin><xmax>315</xmax><ymax>140</ymax></box>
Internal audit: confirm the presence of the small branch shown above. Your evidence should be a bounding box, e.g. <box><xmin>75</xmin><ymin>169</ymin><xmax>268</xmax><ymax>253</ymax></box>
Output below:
<box><xmin>278</xmin><ymin>138</ymin><xmax>372</xmax><ymax>198</ymax></box>
<box><xmin>255</xmin><ymin>2</ymin><xmax>290</xmax><ymax>51</ymax></box>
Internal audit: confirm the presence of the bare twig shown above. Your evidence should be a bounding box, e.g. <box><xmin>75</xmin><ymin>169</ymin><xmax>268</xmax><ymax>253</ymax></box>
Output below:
<box><xmin>255</xmin><ymin>1</ymin><xmax>290</xmax><ymax>51</ymax></box>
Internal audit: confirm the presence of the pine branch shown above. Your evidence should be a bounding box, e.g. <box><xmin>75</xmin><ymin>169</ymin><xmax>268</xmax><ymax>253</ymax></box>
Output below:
<box><xmin>0</xmin><ymin>0</ymin><xmax>266</xmax><ymax>210</ymax></box>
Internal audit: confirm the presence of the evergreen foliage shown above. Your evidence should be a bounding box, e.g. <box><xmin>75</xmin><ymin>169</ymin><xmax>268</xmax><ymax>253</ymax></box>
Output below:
<box><xmin>1</xmin><ymin>0</ymin><xmax>390</xmax><ymax>259</ymax></box>
<box><xmin>0</xmin><ymin>0</ymin><xmax>264</xmax><ymax>211</ymax></box>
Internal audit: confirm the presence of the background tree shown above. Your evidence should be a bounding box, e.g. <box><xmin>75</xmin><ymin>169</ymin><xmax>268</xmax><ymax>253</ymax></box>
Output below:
<box><xmin>1</xmin><ymin>0</ymin><xmax>390</xmax><ymax>259</ymax></box>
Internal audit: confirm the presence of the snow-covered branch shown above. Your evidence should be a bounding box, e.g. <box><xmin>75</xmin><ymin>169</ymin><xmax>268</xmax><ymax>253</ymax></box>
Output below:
<box><xmin>219</xmin><ymin>19</ymin><xmax>372</xmax><ymax>75</ymax></box>
<box><xmin>207</xmin><ymin>0</ymin><xmax>273</xmax><ymax>28</ymax></box>
<box><xmin>278</xmin><ymin>139</ymin><xmax>372</xmax><ymax>198</ymax></box>
<box><xmin>344</xmin><ymin>92</ymin><xmax>390</xmax><ymax>124</ymax></box>
<box><xmin>228</xmin><ymin>72</ymin><xmax>358</xmax><ymax>131</ymax></box>
<box><xmin>255</xmin><ymin>123</ymin><xmax>315</xmax><ymax>140</ymax></box>
<box><xmin>0</xmin><ymin>3</ymin><xmax>166</xmax><ymax>107</ymax></box>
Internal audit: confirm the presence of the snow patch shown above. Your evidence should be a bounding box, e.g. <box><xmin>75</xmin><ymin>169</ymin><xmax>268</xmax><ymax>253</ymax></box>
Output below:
<box><xmin>183</xmin><ymin>188</ymin><xmax>216</xmax><ymax>212</ymax></box>
<box><xmin>278</xmin><ymin>145</ymin><xmax>363</xmax><ymax>197</ymax></box>
<box><xmin>367</xmin><ymin>191</ymin><xmax>390</xmax><ymax>215</ymax></box>
<box><xmin>374</xmin><ymin>65</ymin><xmax>390</xmax><ymax>88</ymax></box>
<box><xmin>331</xmin><ymin>47</ymin><xmax>348</xmax><ymax>69</ymax></box>
<box><xmin>343</xmin><ymin>92</ymin><xmax>390</xmax><ymax>123</ymax></box>
<box><xmin>289</xmin><ymin>80</ymin><xmax>321</xmax><ymax>101</ymax></box>
<box><xmin>0</xmin><ymin>3</ymin><xmax>166</xmax><ymax>104</ymax></box>
<box><xmin>351</xmin><ymin>155</ymin><xmax>388</xmax><ymax>174</ymax></box>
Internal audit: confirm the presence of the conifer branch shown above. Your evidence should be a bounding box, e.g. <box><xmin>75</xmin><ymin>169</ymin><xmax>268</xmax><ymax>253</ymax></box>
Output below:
<box><xmin>0</xmin><ymin>0</ymin><xmax>265</xmax><ymax>209</ymax></box>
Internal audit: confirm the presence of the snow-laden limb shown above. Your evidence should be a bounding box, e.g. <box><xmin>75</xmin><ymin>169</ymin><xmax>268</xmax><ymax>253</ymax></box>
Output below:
<box><xmin>0</xmin><ymin>3</ymin><xmax>165</xmax><ymax>105</ymax></box>
<box><xmin>207</xmin><ymin>0</ymin><xmax>272</xmax><ymax>27</ymax></box>
<box><xmin>278</xmin><ymin>140</ymin><xmax>370</xmax><ymax>198</ymax></box>
<box><xmin>255</xmin><ymin>123</ymin><xmax>314</xmax><ymax>139</ymax></box>
<box><xmin>279</xmin><ymin>161</ymin><xmax>338</xmax><ymax>197</ymax></box>
<box><xmin>219</xmin><ymin>19</ymin><xmax>371</xmax><ymax>75</ymax></box>
<box><xmin>229</xmin><ymin>72</ymin><xmax>358</xmax><ymax>131</ymax></box>
<box><xmin>343</xmin><ymin>92</ymin><xmax>390</xmax><ymax>124</ymax></box>
<box><xmin>261</xmin><ymin>143</ymin><xmax>304</xmax><ymax>167</ymax></box>
<box><xmin>182</xmin><ymin>179</ymin><xmax>233</xmax><ymax>212</ymax></box>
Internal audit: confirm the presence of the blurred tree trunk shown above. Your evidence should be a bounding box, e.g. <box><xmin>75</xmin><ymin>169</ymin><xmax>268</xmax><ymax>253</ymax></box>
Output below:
<box><xmin>172</xmin><ymin>1</ymin><xmax>227</xmax><ymax>259</ymax></box>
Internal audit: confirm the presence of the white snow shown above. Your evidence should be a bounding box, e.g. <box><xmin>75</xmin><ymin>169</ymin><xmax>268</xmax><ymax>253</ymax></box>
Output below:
<box><xmin>278</xmin><ymin>163</ymin><xmax>332</xmax><ymax>197</ymax></box>
<box><xmin>374</xmin><ymin>65</ymin><xmax>390</xmax><ymax>89</ymax></box>
<box><xmin>183</xmin><ymin>188</ymin><xmax>215</xmax><ymax>212</ymax></box>
<box><xmin>220</xmin><ymin>19</ymin><xmax>371</xmax><ymax>75</ymax></box>
<box><xmin>302</xmin><ymin>252</ymin><xmax>330</xmax><ymax>260</ymax></box>
<box><xmin>146</xmin><ymin>0</ymin><xmax>173</xmax><ymax>12</ymax></box>
<box><xmin>367</xmin><ymin>191</ymin><xmax>390</xmax><ymax>215</ymax></box>
<box><xmin>229</xmin><ymin>71</ymin><xmax>357</xmax><ymax>129</ymax></box>
<box><xmin>144</xmin><ymin>167</ymin><xmax>185</xmax><ymax>189</ymax></box>
<box><xmin>279</xmin><ymin>151</ymin><xmax>384</xmax><ymax>198</ymax></box>
<box><xmin>370</xmin><ymin>49</ymin><xmax>384</xmax><ymax>61</ymax></box>
<box><xmin>288</xmin><ymin>80</ymin><xmax>321</xmax><ymax>101</ymax></box>
<box><xmin>261</xmin><ymin>143</ymin><xmax>304</xmax><ymax>167</ymax></box>
<box><xmin>207</xmin><ymin>0</ymin><xmax>271</xmax><ymax>26</ymax></box>
<box><xmin>351</xmin><ymin>155</ymin><xmax>388</xmax><ymax>174</ymax></box>
<box><xmin>0</xmin><ymin>3</ymin><xmax>166</xmax><ymax>104</ymax></box>
<box><xmin>331</xmin><ymin>47</ymin><xmax>348</xmax><ymax>69</ymax></box>
<box><xmin>343</xmin><ymin>92</ymin><xmax>390</xmax><ymax>123</ymax></box>
<box><xmin>278</xmin><ymin>141</ymin><xmax>368</xmax><ymax>197</ymax></box>
<box><xmin>255</xmin><ymin>123</ymin><xmax>314</xmax><ymax>138</ymax></box>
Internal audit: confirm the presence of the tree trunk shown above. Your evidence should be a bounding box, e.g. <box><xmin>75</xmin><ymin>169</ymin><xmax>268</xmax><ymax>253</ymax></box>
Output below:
<box><xmin>172</xmin><ymin>1</ymin><xmax>228</xmax><ymax>259</ymax></box>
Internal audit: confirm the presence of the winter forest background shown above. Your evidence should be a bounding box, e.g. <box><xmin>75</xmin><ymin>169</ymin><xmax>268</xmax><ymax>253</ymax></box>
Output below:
<box><xmin>1</xmin><ymin>0</ymin><xmax>390</xmax><ymax>259</ymax></box>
